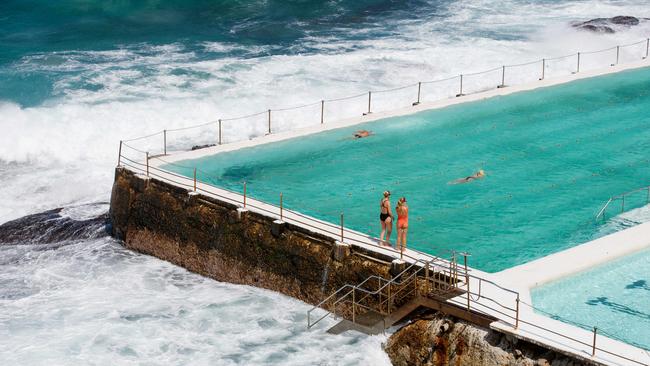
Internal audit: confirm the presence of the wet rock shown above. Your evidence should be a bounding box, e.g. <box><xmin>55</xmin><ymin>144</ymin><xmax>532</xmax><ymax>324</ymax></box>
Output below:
<box><xmin>385</xmin><ymin>314</ymin><xmax>592</xmax><ymax>366</ymax></box>
<box><xmin>578</xmin><ymin>24</ymin><xmax>615</xmax><ymax>34</ymax></box>
<box><xmin>0</xmin><ymin>204</ymin><xmax>109</xmax><ymax>245</ymax></box>
<box><xmin>572</xmin><ymin>16</ymin><xmax>643</xmax><ymax>33</ymax></box>
<box><xmin>611</xmin><ymin>16</ymin><xmax>640</xmax><ymax>25</ymax></box>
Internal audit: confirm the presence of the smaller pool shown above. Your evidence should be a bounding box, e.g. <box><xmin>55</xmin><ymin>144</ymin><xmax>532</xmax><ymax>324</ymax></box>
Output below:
<box><xmin>531</xmin><ymin>246</ymin><xmax>650</xmax><ymax>350</ymax></box>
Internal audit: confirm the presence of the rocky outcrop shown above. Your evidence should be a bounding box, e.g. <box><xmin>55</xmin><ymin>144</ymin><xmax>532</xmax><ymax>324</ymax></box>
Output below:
<box><xmin>572</xmin><ymin>16</ymin><xmax>644</xmax><ymax>34</ymax></box>
<box><xmin>0</xmin><ymin>205</ymin><xmax>109</xmax><ymax>245</ymax></box>
<box><xmin>385</xmin><ymin>313</ymin><xmax>594</xmax><ymax>366</ymax></box>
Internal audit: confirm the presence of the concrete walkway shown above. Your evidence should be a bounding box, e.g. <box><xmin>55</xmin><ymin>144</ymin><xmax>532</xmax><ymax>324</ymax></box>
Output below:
<box><xmin>495</xmin><ymin>221</ymin><xmax>650</xmax><ymax>290</ymax></box>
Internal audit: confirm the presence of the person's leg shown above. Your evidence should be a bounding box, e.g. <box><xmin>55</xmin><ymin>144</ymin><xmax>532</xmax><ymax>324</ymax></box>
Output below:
<box><xmin>402</xmin><ymin>228</ymin><xmax>408</xmax><ymax>252</ymax></box>
<box><xmin>395</xmin><ymin>227</ymin><xmax>401</xmax><ymax>252</ymax></box>
<box><xmin>380</xmin><ymin>220</ymin><xmax>386</xmax><ymax>242</ymax></box>
<box><xmin>386</xmin><ymin>217</ymin><xmax>392</xmax><ymax>245</ymax></box>
<box><xmin>396</xmin><ymin>228</ymin><xmax>402</xmax><ymax>249</ymax></box>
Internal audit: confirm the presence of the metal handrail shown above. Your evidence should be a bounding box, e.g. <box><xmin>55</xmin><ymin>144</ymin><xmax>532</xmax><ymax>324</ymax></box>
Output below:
<box><xmin>307</xmin><ymin>259</ymin><xmax>432</xmax><ymax>328</ymax></box>
<box><xmin>595</xmin><ymin>184</ymin><xmax>650</xmax><ymax>219</ymax></box>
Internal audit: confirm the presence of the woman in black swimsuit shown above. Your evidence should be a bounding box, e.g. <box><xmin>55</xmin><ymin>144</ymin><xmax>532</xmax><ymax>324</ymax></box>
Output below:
<box><xmin>379</xmin><ymin>191</ymin><xmax>393</xmax><ymax>246</ymax></box>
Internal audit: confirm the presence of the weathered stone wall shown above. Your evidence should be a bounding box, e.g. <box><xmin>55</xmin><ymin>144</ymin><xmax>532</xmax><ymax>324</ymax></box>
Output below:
<box><xmin>109</xmin><ymin>167</ymin><xmax>394</xmax><ymax>305</ymax></box>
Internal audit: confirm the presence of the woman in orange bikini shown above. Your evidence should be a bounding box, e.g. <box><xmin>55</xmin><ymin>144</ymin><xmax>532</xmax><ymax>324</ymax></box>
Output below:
<box><xmin>396</xmin><ymin>197</ymin><xmax>408</xmax><ymax>253</ymax></box>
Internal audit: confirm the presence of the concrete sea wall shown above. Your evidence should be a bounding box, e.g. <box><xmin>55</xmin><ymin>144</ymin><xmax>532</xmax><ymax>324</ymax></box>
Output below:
<box><xmin>109</xmin><ymin>167</ymin><xmax>394</xmax><ymax>305</ymax></box>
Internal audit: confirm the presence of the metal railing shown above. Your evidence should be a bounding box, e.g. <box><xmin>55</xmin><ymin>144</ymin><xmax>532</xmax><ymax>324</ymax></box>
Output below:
<box><xmin>118</xmin><ymin>142</ymin><xmax>459</xmax><ymax>263</ymax></box>
<box><xmin>596</xmin><ymin>185</ymin><xmax>650</xmax><ymax>220</ymax></box>
<box><xmin>120</xmin><ymin>37</ymin><xmax>650</xmax><ymax>156</ymax></box>
<box><xmin>306</xmin><ymin>259</ymin><xmax>463</xmax><ymax>329</ymax></box>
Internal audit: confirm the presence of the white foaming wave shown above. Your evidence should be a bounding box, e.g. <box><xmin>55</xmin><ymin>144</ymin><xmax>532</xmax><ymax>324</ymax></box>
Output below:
<box><xmin>0</xmin><ymin>238</ymin><xmax>390</xmax><ymax>366</ymax></box>
<box><xmin>200</xmin><ymin>41</ymin><xmax>278</xmax><ymax>56</ymax></box>
<box><xmin>59</xmin><ymin>202</ymin><xmax>109</xmax><ymax>221</ymax></box>
<box><xmin>1</xmin><ymin>0</ymin><xmax>650</xmax><ymax>223</ymax></box>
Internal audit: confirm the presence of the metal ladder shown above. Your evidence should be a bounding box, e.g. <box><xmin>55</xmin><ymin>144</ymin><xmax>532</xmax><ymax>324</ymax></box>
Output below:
<box><xmin>596</xmin><ymin>185</ymin><xmax>650</xmax><ymax>220</ymax></box>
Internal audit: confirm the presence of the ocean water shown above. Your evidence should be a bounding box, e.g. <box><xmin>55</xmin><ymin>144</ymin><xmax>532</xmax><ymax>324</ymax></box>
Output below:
<box><xmin>532</xmin><ymin>243</ymin><xmax>650</xmax><ymax>350</ymax></box>
<box><xmin>2</xmin><ymin>1</ymin><xmax>650</xmax><ymax>364</ymax></box>
<box><xmin>0</xmin><ymin>206</ymin><xmax>388</xmax><ymax>365</ymax></box>
<box><xmin>166</xmin><ymin>66</ymin><xmax>650</xmax><ymax>272</ymax></box>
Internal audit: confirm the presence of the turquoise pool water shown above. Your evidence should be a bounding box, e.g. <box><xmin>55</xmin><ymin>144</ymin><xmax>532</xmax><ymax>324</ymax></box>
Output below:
<box><xmin>532</xmin><ymin>247</ymin><xmax>650</xmax><ymax>350</ymax></box>
<box><xmin>165</xmin><ymin>66</ymin><xmax>650</xmax><ymax>272</ymax></box>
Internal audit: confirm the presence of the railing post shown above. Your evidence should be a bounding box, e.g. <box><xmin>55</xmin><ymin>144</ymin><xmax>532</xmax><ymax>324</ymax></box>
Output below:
<box><xmin>622</xmin><ymin>196</ymin><xmax>625</xmax><ymax>212</ymax></box>
<box><xmin>218</xmin><ymin>119</ymin><xmax>222</xmax><ymax>145</ymax></box>
<box><xmin>163</xmin><ymin>129</ymin><xmax>167</xmax><ymax>155</ymax></box>
<box><xmin>540</xmin><ymin>58</ymin><xmax>545</xmax><ymax>80</ymax></box>
<box><xmin>615</xmin><ymin>45</ymin><xmax>620</xmax><ymax>65</ymax></box>
<box><xmin>463</xmin><ymin>253</ymin><xmax>470</xmax><ymax>311</ymax></box>
<box><xmin>592</xmin><ymin>327</ymin><xmax>598</xmax><ymax>356</ymax></box>
<box><xmin>193</xmin><ymin>168</ymin><xmax>197</xmax><ymax>192</ymax></box>
<box><xmin>425</xmin><ymin>260</ymin><xmax>430</xmax><ymax>294</ymax></box>
<box><xmin>243</xmin><ymin>181</ymin><xmax>247</xmax><ymax>208</ymax></box>
<box><xmin>363</xmin><ymin>91</ymin><xmax>372</xmax><ymax>115</ymax></box>
<box><xmin>280</xmin><ymin>192</ymin><xmax>283</xmax><ymax>220</ymax></box>
<box><xmin>452</xmin><ymin>251</ymin><xmax>458</xmax><ymax>287</ymax></box>
<box><xmin>267</xmin><ymin>109</ymin><xmax>272</xmax><ymax>134</ymax></box>
<box><xmin>117</xmin><ymin>140</ymin><xmax>123</xmax><ymax>167</ymax></box>
<box><xmin>498</xmin><ymin>65</ymin><xmax>506</xmax><ymax>88</ymax></box>
<box><xmin>320</xmin><ymin>100</ymin><xmax>325</xmax><ymax>124</ymax></box>
<box><xmin>456</xmin><ymin>75</ymin><xmax>464</xmax><ymax>97</ymax></box>
<box><xmin>413</xmin><ymin>82</ymin><xmax>421</xmax><ymax>106</ymax></box>
<box><xmin>645</xmin><ymin>38</ymin><xmax>649</xmax><ymax>59</ymax></box>
<box><xmin>387</xmin><ymin>282</ymin><xmax>392</xmax><ymax>314</ymax></box>
<box><xmin>146</xmin><ymin>152</ymin><xmax>149</xmax><ymax>176</ymax></box>
<box><xmin>340</xmin><ymin>213</ymin><xmax>344</xmax><ymax>242</ymax></box>
<box><xmin>515</xmin><ymin>294</ymin><xmax>520</xmax><ymax>329</ymax></box>
<box><xmin>414</xmin><ymin>269</ymin><xmax>418</xmax><ymax>293</ymax></box>
<box><xmin>576</xmin><ymin>52</ymin><xmax>581</xmax><ymax>73</ymax></box>
<box><xmin>352</xmin><ymin>288</ymin><xmax>356</xmax><ymax>323</ymax></box>
<box><xmin>378</xmin><ymin>278</ymin><xmax>383</xmax><ymax>314</ymax></box>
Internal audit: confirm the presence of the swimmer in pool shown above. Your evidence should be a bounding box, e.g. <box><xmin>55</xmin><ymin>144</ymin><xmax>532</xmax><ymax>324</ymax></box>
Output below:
<box><xmin>354</xmin><ymin>130</ymin><xmax>372</xmax><ymax>139</ymax></box>
<box><xmin>450</xmin><ymin>170</ymin><xmax>485</xmax><ymax>184</ymax></box>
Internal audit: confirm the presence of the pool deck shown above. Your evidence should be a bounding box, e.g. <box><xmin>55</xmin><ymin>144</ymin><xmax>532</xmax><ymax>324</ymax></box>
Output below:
<box><xmin>494</xmin><ymin>220</ymin><xmax>650</xmax><ymax>290</ymax></box>
<box><xmin>137</xmin><ymin>59</ymin><xmax>650</xmax><ymax>365</ymax></box>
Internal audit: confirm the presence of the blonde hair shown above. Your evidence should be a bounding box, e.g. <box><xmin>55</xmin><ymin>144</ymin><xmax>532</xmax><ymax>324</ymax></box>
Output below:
<box><xmin>396</xmin><ymin>197</ymin><xmax>407</xmax><ymax>210</ymax></box>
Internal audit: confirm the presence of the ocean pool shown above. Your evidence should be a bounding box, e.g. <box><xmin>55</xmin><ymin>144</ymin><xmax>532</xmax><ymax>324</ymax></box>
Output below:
<box><xmin>165</xmin><ymin>66</ymin><xmax>650</xmax><ymax>273</ymax></box>
<box><xmin>531</xmin><ymin>247</ymin><xmax>650</xmax><ymax>350</ymax></box>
